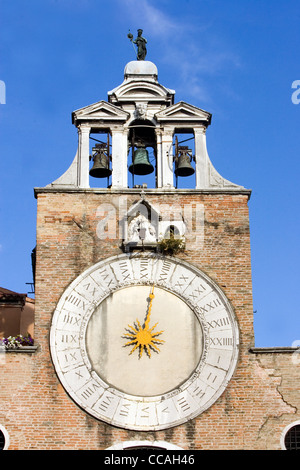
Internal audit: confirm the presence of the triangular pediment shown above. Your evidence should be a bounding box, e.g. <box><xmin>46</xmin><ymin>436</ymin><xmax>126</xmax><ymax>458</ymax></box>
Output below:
<box><xmin>126</xmin><ymin>197</ymin><xmax>160</xmax><ymax>220</ymax></box>
<box><xmin>72</xmin><ymin>100</ymin><xmax>129</xmax><ymax>125</ymax></box>
<box><xmin>155</xmin><ymin>101</ymin><xmax>211</xmax><ymax>124</ymax></box>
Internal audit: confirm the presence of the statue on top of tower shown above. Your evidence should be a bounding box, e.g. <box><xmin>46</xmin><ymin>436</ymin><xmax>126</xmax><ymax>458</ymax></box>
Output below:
<box><xmin>128</xmin><ymin>29</ymin><xmax>147</xmax><ymax>60</ymax></box>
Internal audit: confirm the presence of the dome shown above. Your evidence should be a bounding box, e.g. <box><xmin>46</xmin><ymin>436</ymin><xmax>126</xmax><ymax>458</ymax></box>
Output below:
<box><xmin>124</xmin><ymin>61</ymin><xmax>158</xmax><ymax>81</ymax></box>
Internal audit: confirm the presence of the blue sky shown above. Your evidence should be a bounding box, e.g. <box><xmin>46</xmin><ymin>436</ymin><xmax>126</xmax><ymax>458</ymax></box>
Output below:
<box><xmin>0</xmin><ymin>0</ymin><xmax>299</xmax><ymax>347</ymax></box>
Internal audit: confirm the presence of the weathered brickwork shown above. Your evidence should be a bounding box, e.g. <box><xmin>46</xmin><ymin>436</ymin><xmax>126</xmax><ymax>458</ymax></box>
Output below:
<box><xmin>0</xmin><ymin>189</ymin><xmax>299</xmax><ymax>450</ymax></box>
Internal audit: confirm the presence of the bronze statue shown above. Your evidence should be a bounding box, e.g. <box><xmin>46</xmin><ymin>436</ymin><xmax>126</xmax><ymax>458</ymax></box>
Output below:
<box><xmin>128</xmin><ymin>29</ymin><xmax>147</xmax><ymax>60</ymax></box>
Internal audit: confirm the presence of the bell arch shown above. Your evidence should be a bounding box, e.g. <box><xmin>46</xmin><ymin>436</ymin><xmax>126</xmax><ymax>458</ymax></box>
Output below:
<box><xmin>172</xmin><ymin>129</ymin><xmax>196</xmax><ymax>188</ymax></box>
<box><xmin>127</xmin><ymin>119</ymin><xmax>157</xmax><ymax>188</ymax></box>
<box><xmin>88</xmin><ymin>130</ymin><xmax>112</xmax><ymax>188</ymax></box>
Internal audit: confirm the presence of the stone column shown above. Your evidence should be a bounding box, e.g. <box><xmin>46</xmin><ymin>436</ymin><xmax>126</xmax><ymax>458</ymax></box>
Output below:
<box><xmin>161</xmin><ymin>127</ymin><xmax>174</xmax><ymax>188</ymax></box>
<box><xmin>77</xmin><ymin>125</ymin><xmax>90</xmax><ymax>188</ymax></box>
<box><xmin>111</xmin><ymin>127</ymin><xmax>128</xmax><ymax>188</ymax></box>
<box><xmin>155</xmin><ymin>129</ymin><xmax>162</xmax><ymax>188</ymax></box>
<box><xmin>194</xmin><ymin>127</ymin><xmax>208</xmax><ymax>189</ymax></box>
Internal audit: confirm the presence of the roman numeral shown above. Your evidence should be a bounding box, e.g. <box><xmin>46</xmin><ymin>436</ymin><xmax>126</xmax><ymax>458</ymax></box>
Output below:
<box><xmin>99</xmin><ymin>269</ymin><xmax>114</xmax><ymax>288</ymax></box>
<box><xmin>65</xmin><ymin>294</ymin><xmax>85</xmax><ymax>310</ymax></box>
<box><xmin>81</xmin><ymin>382</ymin><xmax>101</xmax><ymax>401</ymax></box>
<box><xmin>199</xmin><ymin>298</ymin><xmax>222</xmax><ymax>313</ymax></box>
<box><xmin>75</xmin><ymin>370</ymin><xmax>83</xmax><ymax>379</ymax></box>
<box><xmin>210</xmin><ymin>337</ymin><xmax>233</xmax><ymax>346</ymax></box>
<box><xmin>192</xmin><ymin>386</ymin><xmax>205</xmax><ymax>399</ymax></box>
<box><xmin>158</xmin><ymin>260</ymin><xmax>172</xmax><ymax>282</ymax></box>
<box><xmin>161</xmin><ymin>406</ymin><xmax>169</xmax><ymax>414</ymax></box>
<box><xmin>119</xmin><ymin>403</ymin><xmax>131</xmax><ymax>417</ymax></box>
<box><xmin>177</xmin><ymin>397</ymin><xmax>190</xmax><ymax>412</ymax></box>
<box><xmin>139</xmin><ymin>260</ymin><xmax>149</xmax><ymax>279</ymax></box>
<box><xmin>194</xmin><ymin>284</ymin><xmax>206</xmax><ymax>296</ymax></box>
<box><xmin>207</xmin><ymin>372</ymin><xmax>218</xmax><ymax>384</ymax></box>
<box><xmin>119</xmin><ymin>261</ymin><xmax>131</xmax><ymax>281</ymax></box>
<box><xmin>140</xmin><ymin>406</ymin><xmax>149</xmax><ymax>419</ymax></box>
<box><xmin>64</xmin><ymin>351</ymin><xmax>77</xmax><ymax>363</ymax></box>
<box><xmin>97</xmin><ymin>394</ymin><xmax>115</xmax><ymax>412</ymax></box>
<box><xmin>82</xmin><ymin>282</ymin><xmax>97</xmax><ymax>296</ymax></box>
<box><xmin>60</xmin><ymin>333</ymin><xmax>77</xmax><ymax>343</ymax></box>
<box><xmin>207</xmin><ymin>317</ymin><xmax>230</xmax><ymax>329</ymax></box>
<box><xmin>174</xmin><ymin>274</ymin><xmax>189</xmax><ymax>289</ymax></box>
<box><xmin>63</xmin><ymin>313</ymin><xmax>80</xmax><ymax>326</ymax></box>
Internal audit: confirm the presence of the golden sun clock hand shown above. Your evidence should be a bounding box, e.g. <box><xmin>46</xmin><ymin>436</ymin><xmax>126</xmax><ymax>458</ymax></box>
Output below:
<box><xmin>144</xmin><ymin>284</ymin><xmax>155</xmax><ymax>329</ymax></box>
<box><xmin>123</xmin><ymin>285</ymin><xmax>165</xmax><ymax>359</ymax></box>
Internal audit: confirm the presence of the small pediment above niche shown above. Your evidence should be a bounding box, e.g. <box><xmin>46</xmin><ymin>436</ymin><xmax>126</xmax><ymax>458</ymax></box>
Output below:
<box><xmin>72</xmin><ymin>100</ymin><xmax>129</xmax><ymax>125</ymax></box>
<box><xmin>155</xmin><ymin>101</ymin><xmax>212</xmax><ymax>125</ymax></box>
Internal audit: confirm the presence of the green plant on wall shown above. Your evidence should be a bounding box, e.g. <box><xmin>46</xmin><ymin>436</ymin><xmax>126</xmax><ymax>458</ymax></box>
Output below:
<box><xmin>158</xmin><ymin>225</ymin><xmax>185</xmax><ymax>255</ymax></box>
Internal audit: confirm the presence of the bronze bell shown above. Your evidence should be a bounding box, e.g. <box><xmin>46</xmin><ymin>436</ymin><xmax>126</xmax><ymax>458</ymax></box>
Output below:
<box><xmin>174</xmin><ymin>147</ymin><xmax>195</xmax><ymax>177</ymax></box>
<box><xmin>89</xmin><ymin>150</ymin><xmax>112</xmax><ymax>178</ymax></box>
<box><xmin>129</xmin><ymin>147</ymin><xmax>154</xmax><ymax>175</ymax></box>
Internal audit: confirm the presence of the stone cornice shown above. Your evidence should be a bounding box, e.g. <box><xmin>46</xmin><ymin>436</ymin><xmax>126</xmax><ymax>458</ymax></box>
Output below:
<box><xmin>1</xmin><ymin>346</ymin><xmax>38</xmax><ymax>353</ymax></box>
<box><xmin>34</xmin><ymin>187</ymin><xmax>252</xmax><ymax>199</ymax></box>
<box><xmin>249</xmin><ymin>347</ymin><xmax>298</xmax><ymax>354</ymax></box>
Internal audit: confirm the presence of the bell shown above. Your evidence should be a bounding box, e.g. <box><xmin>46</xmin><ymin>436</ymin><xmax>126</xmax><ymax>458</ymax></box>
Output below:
<box><xmin>89</xmin><ymin>151</ymin><xmax>112</xmax><ymax>178</ymax></box>
<box><xmin>174</xmin><ymin>150</ymin><xmax>195</xmax><ymax>177</ymax></box>
<box><xmin>129</xmin><ymin>147</ymin><xmax>154</xmax><ymax>175</ymax></box>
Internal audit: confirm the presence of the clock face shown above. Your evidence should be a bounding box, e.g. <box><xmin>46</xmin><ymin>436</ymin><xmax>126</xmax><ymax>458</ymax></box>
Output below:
<box><xmin>50</xmin><ymin>254</ymin><xmax>239</xmax><ymax>430</ymax></box>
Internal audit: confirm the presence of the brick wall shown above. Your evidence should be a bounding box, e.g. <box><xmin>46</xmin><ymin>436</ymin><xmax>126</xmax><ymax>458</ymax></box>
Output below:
<box><xmin>0</xmin><ymin>189</ymin><xmax>299</xmax><ymax>450</ymax></box>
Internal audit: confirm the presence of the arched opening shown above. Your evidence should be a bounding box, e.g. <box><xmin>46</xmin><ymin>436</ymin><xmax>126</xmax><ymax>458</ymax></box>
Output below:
<box><xmin>0</xmin><ymin>425</ymin><xmax>9</xmax><ymax>450</ymax></box>
<box><xmin>164</xmin><ymin>224</ymin><xmax>181</xmax><ymax>239</ymax></box>
<box><xmin>281</xmin><ymin>421</ymin><xmax>300</xmax><ymax>450</ymax></box>
<box><xmin>128</xmin><ymin>120</ymin><xmax>157</xmax><ymax>188</ymax></box>
<box><xmin>173</xmin><ymin>130</ymin><xmax>195</xmax><ymax>189</ymax></box>
<box><xmin>107</xmin><ymin>440</ymin><xmax>184</xmax><ymax>451</ymax></box>
<box><xmin>88</xmin><ymin>130</ymin><xmax>112</xmax><ymax>189</ymax></box>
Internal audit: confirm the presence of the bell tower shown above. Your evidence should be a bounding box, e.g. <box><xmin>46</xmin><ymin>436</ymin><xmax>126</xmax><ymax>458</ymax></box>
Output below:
<box><xmin>48</xmin><ymin>59</ymin><xmax>243</xmax><ymax>193</ymax></box>
<box><xmin>32</xmin><ymin>33</ymin><xmax>282</xmax><ymax>450</ymax></box>
<box><xmin>1</xmin><ymin>29</ymin><xmax>299</xmax><ymax>452</ymax></box>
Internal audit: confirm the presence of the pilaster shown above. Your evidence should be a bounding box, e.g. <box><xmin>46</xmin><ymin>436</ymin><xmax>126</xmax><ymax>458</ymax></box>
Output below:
<box><xmin>111</xmin><ymin>127</ymin><xmax>128</xmax><ymax>188</ymax></box>
<box><xmin>194</xmin><ymin>127</ymin><xmax>208</xmax><ymax>189</ymax></box>
<box><xmin>155</xmin><ymin>129</ymin><xmax>162</xmax><ymax>188</ymax></box>
<box><xmin>77</xmin><ymin>125</ymin><xmax>90</xmax><ymax>188</ymax></box>
<box><xmin>161</xmin><ymin>127</ymin><xmax>174</xmax><ymax>188</ymax></box>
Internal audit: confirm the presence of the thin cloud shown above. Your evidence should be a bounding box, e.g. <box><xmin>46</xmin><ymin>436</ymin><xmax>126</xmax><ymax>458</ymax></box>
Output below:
<box><xmin>120</xmin><ymin>0</ymin><xmax>241</xmax><ymax>104</ymax></box>
<box><xmin>123</xmin><ymin>0</ymin><xmax>180</xmax><ymax>36</ymax></box>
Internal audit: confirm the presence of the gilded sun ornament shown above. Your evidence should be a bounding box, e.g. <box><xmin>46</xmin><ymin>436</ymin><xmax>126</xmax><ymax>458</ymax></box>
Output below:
<box><xmin>122</xmin><ymin>286</ymin><xmax>164</xmax><ymax>359</ymax></box>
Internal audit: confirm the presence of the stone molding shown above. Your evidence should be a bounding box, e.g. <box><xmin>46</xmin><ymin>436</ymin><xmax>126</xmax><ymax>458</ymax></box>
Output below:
<box><xmin>1</xmin><ymin>346</ymin><xmax>37</xmax><ymax>353</ymax></box>
<box><xmin>35</xmin><ymin>186</ymin><xmax>252</xmax><ymax>197</ymax></box>
<box><xmin>250</xmin><ymin>347</ymin><xmax>298</xmax><ymax>354</ymax></box>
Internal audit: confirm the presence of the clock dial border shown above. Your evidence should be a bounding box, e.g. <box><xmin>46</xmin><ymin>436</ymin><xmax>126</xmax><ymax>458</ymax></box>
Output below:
<box><xmin>50</xmin><ymin>254</ymin><xmax>239</xmax><ymax>431</ymax></box>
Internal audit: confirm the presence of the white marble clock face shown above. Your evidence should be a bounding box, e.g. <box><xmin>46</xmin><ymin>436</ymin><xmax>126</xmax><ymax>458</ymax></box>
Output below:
<box><xmin>50</xmin><ymin>254</ymin><xmax>239</xmax><ymax>431</ymax></box>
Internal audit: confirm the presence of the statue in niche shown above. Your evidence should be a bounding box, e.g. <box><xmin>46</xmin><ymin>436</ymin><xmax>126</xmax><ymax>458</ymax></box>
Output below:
<box><xmin>127</xmin><ymin>213</ymin><xmax>156</xmax><ymax>243</ymax></box>
<box><xmin>128</xmin><ymin>29</ymin><xmax>147</xmax><ymax>60</ymax></box>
